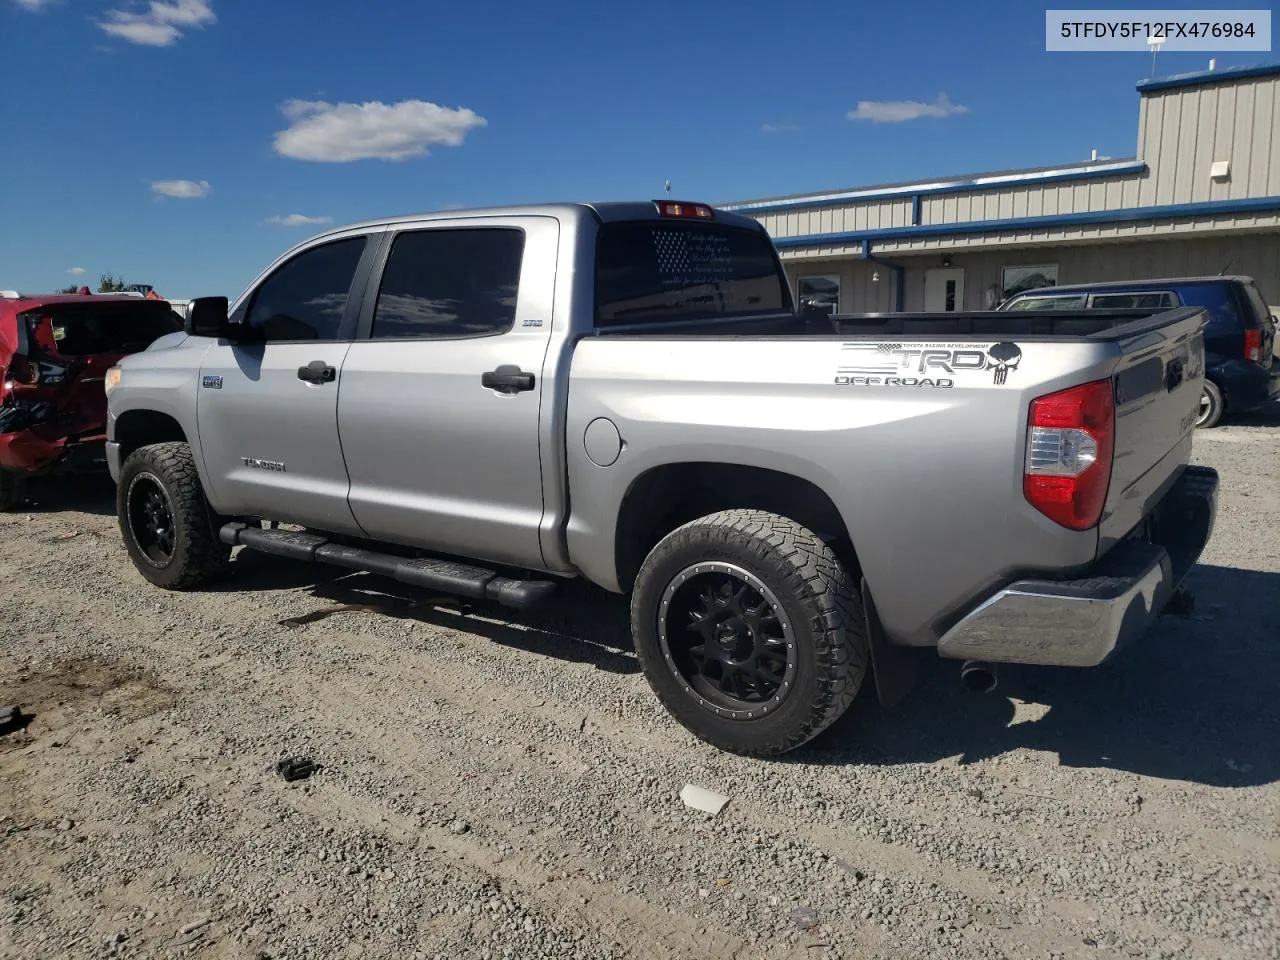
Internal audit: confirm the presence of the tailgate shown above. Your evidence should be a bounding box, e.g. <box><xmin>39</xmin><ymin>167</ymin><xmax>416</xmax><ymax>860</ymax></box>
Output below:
<box><xmin>1097</xmin><ymin>306</ymin><xmax>1207</xmax><ymax>553</ymax></box>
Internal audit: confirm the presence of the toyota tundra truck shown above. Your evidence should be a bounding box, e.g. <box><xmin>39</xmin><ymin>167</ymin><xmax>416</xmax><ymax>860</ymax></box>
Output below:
<box><xmin>102</xmin><ymin>200</ymin><xmax>1219</xmax><ymax>756</ymax></box>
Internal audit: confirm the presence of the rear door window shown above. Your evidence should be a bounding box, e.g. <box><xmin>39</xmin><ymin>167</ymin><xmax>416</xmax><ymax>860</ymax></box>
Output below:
<box><xmin>371</xmin><ymin>228</ymin><xmax>525</xmax><ymax>339</ymax></box>
<box><xmin>594</xmin><ymin>220</ymin><xmax>788</xmax><ymax>327</ymax></box>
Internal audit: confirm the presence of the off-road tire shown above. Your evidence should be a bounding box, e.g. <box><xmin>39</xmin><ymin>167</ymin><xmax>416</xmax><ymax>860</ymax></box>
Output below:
<box><xmin>631</xmin><ymin>509</ymin><xmax>869</xmax><ymax>757</ymax></box>
<box><xmin>117</xmin><ymin>442</ymin><xmax>231</xmax><ymax>590</ymax></box>
<box><xmin>1196</xmin><ymin>380</ymin><xmax>1225</xmax><ymax>429</ymax></box>
<box><xmin>0</xmin><ymin>470</ymin><xmax>26</xmax><ymax>512</ymax></box>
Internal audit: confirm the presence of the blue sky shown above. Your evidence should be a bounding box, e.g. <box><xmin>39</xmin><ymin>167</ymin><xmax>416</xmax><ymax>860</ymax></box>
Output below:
<box><xmin>1</xmin><ymin>0</ymin><xmax>1272</xmax><ymax>298</ymax></box>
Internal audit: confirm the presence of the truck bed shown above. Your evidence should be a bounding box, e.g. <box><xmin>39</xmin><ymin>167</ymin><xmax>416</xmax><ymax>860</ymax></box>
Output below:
<box><xmin>568</xmin><ymin>305</ymin><xmax>1207</xmax><ymax>648</ymax></box>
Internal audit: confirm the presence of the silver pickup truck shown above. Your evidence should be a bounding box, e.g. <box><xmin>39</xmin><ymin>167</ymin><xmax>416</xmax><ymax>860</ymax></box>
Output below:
<box><xmin>103</xmin><ymin>200</ymin><xmax>1219</xmax><ymax>756</ymax></box>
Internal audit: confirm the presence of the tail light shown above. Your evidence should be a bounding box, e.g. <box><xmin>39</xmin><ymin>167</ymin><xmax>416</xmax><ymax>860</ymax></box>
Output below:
<box><xmin>655</xmin><ymin>200</ymin><xmax>715</xmax><ymax>220</ymax></box>
<box><xmin>1024</xmin><ymin>379</ymin><xmax>1115</xmax><ymax>530</ymax></box>
<box><xmin>1244</xmin><ymin>329</ymin><xmax>1263</xmax><ymax>363</ymax></box>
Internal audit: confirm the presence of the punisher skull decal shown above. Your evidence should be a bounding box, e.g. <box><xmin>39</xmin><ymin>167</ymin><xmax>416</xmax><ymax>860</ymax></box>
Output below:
<box><xmin>986</xmin><ymin>342</ymin><xmax>1022</xmax><ymax>385</ymax></box>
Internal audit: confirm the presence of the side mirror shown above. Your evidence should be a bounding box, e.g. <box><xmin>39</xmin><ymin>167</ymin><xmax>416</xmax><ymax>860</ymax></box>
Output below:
<box><xmin>185</xmin><ymin>297</ymin><xmax>231</xmax><ymax>339</ymax></box>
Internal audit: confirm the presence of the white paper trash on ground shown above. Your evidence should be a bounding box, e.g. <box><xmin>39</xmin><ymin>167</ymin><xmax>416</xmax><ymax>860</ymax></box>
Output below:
<box><xmin>680</xmin><ymin>783</ymin><xmax>730</xmax><ymax>815</ymax></box>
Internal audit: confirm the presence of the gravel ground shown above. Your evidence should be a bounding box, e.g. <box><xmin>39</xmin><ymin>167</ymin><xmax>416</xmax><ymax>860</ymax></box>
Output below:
<box><xmin>1</xmin><ymin>407</ymin><xmax>1277</xmax><ymax>960</ymax></box>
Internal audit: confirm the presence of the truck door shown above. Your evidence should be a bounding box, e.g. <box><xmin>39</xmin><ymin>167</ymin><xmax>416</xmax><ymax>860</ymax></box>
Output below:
<box><xmin>337</xmin><ymin>216</ymin><xmax>557</xmax><ymax>570</ymax></box>
<box><xmin>196</xmin><ymin>232</ymin><xmax>380</xmax><ymax>534</ymax></box>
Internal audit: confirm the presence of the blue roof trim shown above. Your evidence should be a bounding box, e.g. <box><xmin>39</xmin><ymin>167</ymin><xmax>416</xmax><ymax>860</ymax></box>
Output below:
<box><xmin>721</xmin><ymin>161</ymin><xmax>1147</xmax><ymax>215</ymax></box>
<box><xmin>1137</xmin><ymin>60</ymin><xmax>1280</xmax><ymax>94</ymax></box>
<box><xmin>770</xmin><ymin>196</ymin><xmax>1280</xmax><ymax>249</ymax></box>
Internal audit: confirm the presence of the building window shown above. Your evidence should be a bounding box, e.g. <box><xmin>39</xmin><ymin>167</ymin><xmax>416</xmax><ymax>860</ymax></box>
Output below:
<box><xmin>1001</xmin><ymin>264</ymin><xmax>1059</xmax><ymax>300</ymax></box>
<box><xmin>797</xmin><ymin>275</ymin><xmax>840</xmax><ymax>315</ymax></box>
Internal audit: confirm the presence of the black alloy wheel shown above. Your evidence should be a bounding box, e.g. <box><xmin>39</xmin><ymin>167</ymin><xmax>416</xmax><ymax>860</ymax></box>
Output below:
<box><xmin>126</xmin><ymin>472</ymin><xmax>176</xmax><ymax>565</ymax></box>
<box><xmin>658</xmin><ymin>561</ymin><xmax>797</xmax><ymax>720</ymax></box>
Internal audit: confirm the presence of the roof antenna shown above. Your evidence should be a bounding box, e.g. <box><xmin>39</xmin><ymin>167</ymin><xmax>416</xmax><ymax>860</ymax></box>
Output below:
<box><xmin>1147</xmin><ymin>33</ymin><xmax>1165</xmax><ymax>78</ymax></box>
<box><xmin>664</xmin><ymin>179</ymin><xmax>672</xmax><ymax>198</ymax></box>
<box><xmin>1218</xmin><ymin>258</ymin><xmax>1234</xmax><ymax>275</ymax></box>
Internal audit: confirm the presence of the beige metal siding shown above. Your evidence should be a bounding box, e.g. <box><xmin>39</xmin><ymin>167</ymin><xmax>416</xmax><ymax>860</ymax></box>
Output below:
<box><xmin>1136</xmin><ymin>73</ymin><xmax>1280</xmax><ymax>205</ymax></box>
<box><xmin>785</xmin><ymin>259</ymin><xmax>894</xmax><ymax>313</ymax></box>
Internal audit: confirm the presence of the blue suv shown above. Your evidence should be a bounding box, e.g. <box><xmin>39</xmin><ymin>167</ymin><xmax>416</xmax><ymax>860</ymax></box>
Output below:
<box><xmin>1000</xmin><ymin>276</ymin><xmax>1279</xmax><ymax>428</ymax></box>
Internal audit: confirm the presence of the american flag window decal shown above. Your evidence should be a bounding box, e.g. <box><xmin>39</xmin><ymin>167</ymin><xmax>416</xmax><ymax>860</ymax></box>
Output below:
<box><xmin>595</xmin><ymin>220</ymin><xmax>786</xmax><ymax>327</ymax></box>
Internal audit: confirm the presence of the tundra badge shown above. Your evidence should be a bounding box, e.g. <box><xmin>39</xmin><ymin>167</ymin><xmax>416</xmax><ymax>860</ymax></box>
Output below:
<box><xmin>202</xmin><ymin>375</ymin><xmax>223</xmax><ymax>389</ymax></box>
<box><xmin>242</xmin><ymin>457</ymin><xmax>286</xmax><ymax>472</ymax></box>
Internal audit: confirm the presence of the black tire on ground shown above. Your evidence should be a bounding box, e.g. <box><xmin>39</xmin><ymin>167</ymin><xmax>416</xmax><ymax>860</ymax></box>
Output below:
<box><xmin>1196</xmin><ymin>380</ymin><xmax>1225</xmax><ymax>429</ymax></box>
<box><xmin>630</xmin><ymin>509</ymin><xmax>869</xmax><ymax>757</ymax></box>
<box><xmin>117</xmin><ymin>441</ymin><xmax>231</xmax><ymax>589</ymax></box>
<box><xmin>0</xmin><ymin>470</ymin><xmax>26</xmax><ymax>512</ymax></box>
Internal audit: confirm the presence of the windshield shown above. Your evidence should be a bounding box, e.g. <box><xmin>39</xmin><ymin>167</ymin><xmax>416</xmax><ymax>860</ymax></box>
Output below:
<box><xmin>594</xmin><ymin>220</ymin><xmax>789</xmax><ymax>327</ymax></box>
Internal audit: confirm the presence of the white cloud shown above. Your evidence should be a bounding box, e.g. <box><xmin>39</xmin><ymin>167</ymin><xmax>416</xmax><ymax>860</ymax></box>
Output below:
<box><xmin>14</xmin><ymin>0</ymin><xmax>61</xmax><ymax>11</ymax></box>
<box><xmin>98</xmin><ymin>0</ymin><xmax>214</xmax><ymax>47</ymax></box>
<box><xmin>66</xmin><ymin>267</ymin><xmax>86</xmax><ymax>276</ymax></box>
<box><xmin>151</xmin><ymin>178</ymin><xmax>210</xmax><ymax>199</ymax></box>
<box><xmin>847</xmin><ymin>93</ymin><xmax>971</xmax><ymax>124</ymax></box>
<box><xmin>272</xmin><ymin>99</ymin><xmax>487</xmax><ymax>163</ymax></box>
<box><xmin>264</xmin><ymin>214</ymin><xmax>333</xmax><ymax>227</ymax></box>
<box><xmin>761</xmin><ymin>122</ymin><xmax>801</xmax><ymax>134</ymax></box>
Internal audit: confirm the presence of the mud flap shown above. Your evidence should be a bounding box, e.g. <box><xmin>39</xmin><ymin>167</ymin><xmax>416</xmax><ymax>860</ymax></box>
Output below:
<box><xmin>861</xmin><ymin>577</ymin><xmax>917</xmax><ymax>708</ymax></box>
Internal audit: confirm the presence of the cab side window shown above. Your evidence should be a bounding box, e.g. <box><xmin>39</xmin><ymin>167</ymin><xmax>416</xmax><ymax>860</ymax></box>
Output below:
<box><xmin>244</xmin><ymin>236</ymin><xmax>368</xmax><ymax>341</ymax></box>
<box><xmin>371</xmin><ymin>228</ymin><xmax>525</xmax><ymax>340</ymax></box>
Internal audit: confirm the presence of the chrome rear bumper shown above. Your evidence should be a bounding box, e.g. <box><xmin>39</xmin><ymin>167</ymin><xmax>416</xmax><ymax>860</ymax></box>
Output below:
<box><xmin>937</xmin><ymin>465</ymin><xmax>1218</xmax><ymax>667</ymax></box>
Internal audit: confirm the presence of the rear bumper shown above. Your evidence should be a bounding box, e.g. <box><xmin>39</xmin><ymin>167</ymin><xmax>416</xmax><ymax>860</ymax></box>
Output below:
<box><xmin>936</xmin><ymin>465</ymin><xmax>1218</xmax><ymax>668</ymax></box>
<box><xmin>1214</xmin><ymin>360</ymin><xmax>1280</xmax><ymax>413</ymax></box>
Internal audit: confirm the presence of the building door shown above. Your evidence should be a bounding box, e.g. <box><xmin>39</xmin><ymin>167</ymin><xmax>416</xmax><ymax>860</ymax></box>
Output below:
<box><xmin>925</xmin><ymin>268</ymin><xmax>965</xmax><ymax>312</ymax></box>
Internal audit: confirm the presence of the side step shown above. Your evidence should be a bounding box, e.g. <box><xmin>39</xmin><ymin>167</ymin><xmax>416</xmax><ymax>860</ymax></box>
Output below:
<box><xmin>219</xmin><ymin>523</ymin><xmax>558</xmax><ymax>610</ymax></box>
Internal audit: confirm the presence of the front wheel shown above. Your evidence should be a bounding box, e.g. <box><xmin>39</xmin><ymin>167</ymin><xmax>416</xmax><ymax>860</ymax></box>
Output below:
<box><xmin>1196</xmin><ymin>380</ymin><xmax>1225</xmax><ymax>429</ymax></box>
<box><xmin>630</xmin><ymin>509</ymin><xmax>869</xmax><ymax>756</ymax></box>
<box><xmin>117</xmin><ymin>442</ymin><xmax>231</xmax><ymax>589</ymax></box>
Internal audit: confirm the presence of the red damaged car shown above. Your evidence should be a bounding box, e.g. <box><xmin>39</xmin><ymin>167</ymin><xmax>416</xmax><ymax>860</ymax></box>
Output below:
<box><xmin>1</xmin><ymin>292</ymin><xmax>184</xmax><ymax>510</ymax></box>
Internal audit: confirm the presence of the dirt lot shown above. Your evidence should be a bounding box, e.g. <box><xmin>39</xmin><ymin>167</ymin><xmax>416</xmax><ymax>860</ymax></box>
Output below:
<box><xmin>1</xmin><ymin>411</ymin><xmax>1278</xmax><ymax>960</ymax></box>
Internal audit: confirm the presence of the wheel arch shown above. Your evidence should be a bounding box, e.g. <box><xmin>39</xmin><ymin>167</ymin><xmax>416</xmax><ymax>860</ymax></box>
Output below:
<box><xmin>113</xmin><ymin>409</ymin><xmax>189</xmax><ymax>463</ymax></box>
<box><xmin>613</xmin><ymin>462</ymin><xmax>861</xmax><ymax>595</ymax></box>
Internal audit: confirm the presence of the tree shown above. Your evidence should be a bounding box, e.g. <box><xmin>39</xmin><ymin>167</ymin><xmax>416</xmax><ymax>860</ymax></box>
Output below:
<box><xmin>56</xmin><ymin>284</ymin><xmax>80</xmax><ymax>294</ymax></box>
<box><xmin>98</xmin><ymin>272</ymin><xmax>132</xmax><ymax>293</ymax></box>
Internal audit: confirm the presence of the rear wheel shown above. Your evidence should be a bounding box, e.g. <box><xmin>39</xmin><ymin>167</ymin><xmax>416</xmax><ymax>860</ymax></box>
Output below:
<box><xmin>1196</xmin><ymin>380</ymin><xmax>1225</xmax><ymax>429</ymax></box>
<box><xmin>117</xmin><ymin>442</ymin><xmax>231</xmax><ymax>589</ymax></box>
<box><xmin>630</xmin><ymin>509</ymin><xmax>869</xmax><ymax>756</ymax></box>
<box><xmin>0</xmin><ymin>471</ymin><xmax>26</xmax><ymax>512</ymax></box>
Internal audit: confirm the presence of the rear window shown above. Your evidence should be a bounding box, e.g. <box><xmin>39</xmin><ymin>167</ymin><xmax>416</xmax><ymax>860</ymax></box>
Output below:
<box><xmin>29</xmin><ymin>301</ymin><xmax>182</xmax><ymax>357</ymax></box>
<box><xmin>1175</xmin><ymin>284</ymin><xmax>1241</xmax><ymax>332</ymax></box>
<box><xmin>594</xmin><ymin>221</ymin><xmax>788</xmax><ymax>328</ymax></box>
<box><xmin>1240</xmin><ymin>281</ymin><xmax>1274</xmax><ymax>327</ymax></box>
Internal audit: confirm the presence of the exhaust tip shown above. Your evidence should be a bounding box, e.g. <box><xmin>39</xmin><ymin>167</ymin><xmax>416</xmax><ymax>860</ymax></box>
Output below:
<box><xmin>960</xmin><ymin>660</ymin><xmax>998</xmax><ymax>694</ymax></box>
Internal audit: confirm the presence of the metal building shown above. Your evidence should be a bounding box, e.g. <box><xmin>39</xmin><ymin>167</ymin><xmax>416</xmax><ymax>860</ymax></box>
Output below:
<box><xmin>721</xmin><ymin>61</ymin><xmax>1280</xmax><ymax>315</ymax></box>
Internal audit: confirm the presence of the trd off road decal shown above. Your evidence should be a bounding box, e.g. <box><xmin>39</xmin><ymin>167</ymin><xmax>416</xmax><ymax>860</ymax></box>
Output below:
<box><xmin>833</xmin><ymin>341</ymin><xmax>1023</xmax><ymax>388</ymax></box>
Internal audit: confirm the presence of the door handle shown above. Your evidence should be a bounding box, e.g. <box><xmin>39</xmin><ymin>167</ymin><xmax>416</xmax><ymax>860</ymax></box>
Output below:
<box><xmin>297</xmin><ymin>360</ymin><xmax>336</xmax><ymax>384</ymax></box>
<box><xmin>481</xmin><ymin>365</ymin><xmax>535</xmax><ymax>394</ymax></box>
